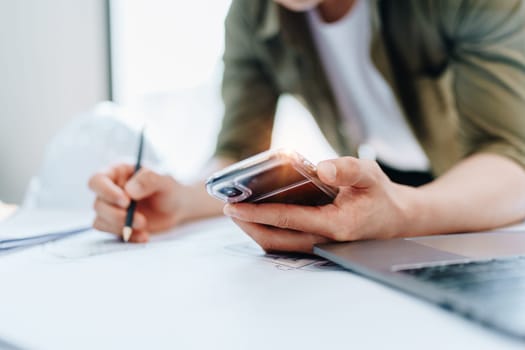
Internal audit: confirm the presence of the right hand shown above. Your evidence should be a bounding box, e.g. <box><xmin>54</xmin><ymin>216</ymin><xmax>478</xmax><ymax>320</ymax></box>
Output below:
<box><xmin>88</xmin><ymin>164</ymin><xmax>186</xmax><ymax>243</ymax></box>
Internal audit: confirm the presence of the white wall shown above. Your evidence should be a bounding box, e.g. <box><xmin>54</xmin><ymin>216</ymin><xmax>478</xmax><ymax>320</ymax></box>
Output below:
<box><xmin>0</xmin><ymin>0</ymin><xmax>109</xmax><ymax>203</ymax></box>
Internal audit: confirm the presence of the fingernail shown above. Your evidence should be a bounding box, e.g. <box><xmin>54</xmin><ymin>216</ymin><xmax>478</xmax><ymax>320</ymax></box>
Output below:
<box><xmin>118</xmin><ymin>198</ymin><xmax>129</xmax><ymax>208</ymax></box>
<box><xmin>223</xmin><ymin>205</ymin><xmax>237</xmax><ymax>217</ymax></box>
<box><xmin>126</xmin><ymin>181</ymin><xmax>140</xmax><ymax>196</ymax></box>
<box><xmin>319</xmin><ymin>162</ymin><xmax>337</xmax><ymax>182</ymax></box>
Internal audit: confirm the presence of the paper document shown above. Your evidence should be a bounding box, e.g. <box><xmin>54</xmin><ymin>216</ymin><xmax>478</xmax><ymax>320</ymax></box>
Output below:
<box><xmin>0</xmin><ymin>209</ymin><xmax>93</xmax><ymax>251</ymax></box>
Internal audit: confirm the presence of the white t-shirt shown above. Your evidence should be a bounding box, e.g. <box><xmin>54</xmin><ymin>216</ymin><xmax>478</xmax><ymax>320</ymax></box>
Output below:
<box><xmin>307</xmin><ymin>0</ymin><xmax>429</xmax><ymax>171</ymax></box>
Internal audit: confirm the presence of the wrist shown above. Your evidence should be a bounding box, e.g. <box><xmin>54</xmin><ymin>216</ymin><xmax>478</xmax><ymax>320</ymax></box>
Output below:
<box><xmin>392</xmin><ymin>184</ymin><xmax>429</xmax><ymax>238</ymax></box>
<box><xmin>168</xmin><ymin>184</ymin><xmax>192</xmax><ymax>225</ymax></box>
<box><xmin>174</xmin><ymin>182</ymin><xmax>224</xmax><ymax>225</ymax></box>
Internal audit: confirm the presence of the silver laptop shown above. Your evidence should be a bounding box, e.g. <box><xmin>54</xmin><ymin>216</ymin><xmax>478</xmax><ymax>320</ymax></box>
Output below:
<box><xmin>314</xmin><ymin>229</ymin><xmax>525</xmax><ymax>340</ymax></box>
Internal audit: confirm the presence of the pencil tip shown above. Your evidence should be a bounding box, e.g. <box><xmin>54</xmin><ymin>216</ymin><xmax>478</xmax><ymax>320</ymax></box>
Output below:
<box><xmin>122</xmin><ymin>227</ymin><xmax>132</xmax><ymax>242</ymax></box>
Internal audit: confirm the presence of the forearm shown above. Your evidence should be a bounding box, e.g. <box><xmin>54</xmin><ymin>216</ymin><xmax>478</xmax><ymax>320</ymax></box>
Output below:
<box><xmin>404</xmin><ymin>153</ymin><xmax>525</xmax><ymax>236</ymax></box>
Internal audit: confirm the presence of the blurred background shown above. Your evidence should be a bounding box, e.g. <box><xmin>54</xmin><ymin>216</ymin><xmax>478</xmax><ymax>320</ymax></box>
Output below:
<box><xmin>0</xmin><ymin>0</ymin><xmax>336</xmax><ymax>205</ymax></box>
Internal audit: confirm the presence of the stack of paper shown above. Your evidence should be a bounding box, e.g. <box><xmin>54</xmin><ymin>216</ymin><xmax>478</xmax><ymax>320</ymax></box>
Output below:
<box><xmin>0</xmin><ymin>209</ymin><xmax>93</xmax><ymax>251</ymax></box>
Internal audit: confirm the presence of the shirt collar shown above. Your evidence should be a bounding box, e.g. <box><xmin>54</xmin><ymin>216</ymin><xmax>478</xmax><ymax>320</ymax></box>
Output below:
<box><xmin>256</xmin><ymin>1</ymin><xmax>380</xmax><ymax>41</ymax></box>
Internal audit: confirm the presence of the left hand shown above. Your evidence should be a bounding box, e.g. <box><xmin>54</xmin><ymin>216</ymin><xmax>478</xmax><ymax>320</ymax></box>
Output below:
<box><xmin>223</xmin><ymin>157</ymin><xmax>418</xmax><ymax>253</ymax></box>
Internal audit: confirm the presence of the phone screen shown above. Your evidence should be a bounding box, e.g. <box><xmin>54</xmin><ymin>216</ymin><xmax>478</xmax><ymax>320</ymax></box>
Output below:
<box><xmin>207</xmin><ymin>149</ymin><xmax>338</xmax><ymax>206</ymax></box>
<box><xmin>238</xmin><ymin>163</ymin><xmax>305</xmax><ymax>199</ymax></box>
<box><xmin>237</xmin><ymin>163</ymin><xmax>333</xmax><ymax>206</ymax></box>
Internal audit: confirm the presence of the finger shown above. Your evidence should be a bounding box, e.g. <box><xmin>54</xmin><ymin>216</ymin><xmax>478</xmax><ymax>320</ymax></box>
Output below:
<box><xmin>93</xmin><ymin>199</ymin><xmax>148</xmax><ymax>230</ymax></box>
<box><xmin>124</xmin><ymin>168</ymin><xmax>173</xmax><ymax>201</ymax></box>
<box><xmin>93</xmin><ymin>216</ymin><xmax>121</xmax><ymax>235</ymax></box>
<box><xmin>88</xmin><ymin>173</ymin><xmax>130</xmax><ymax>208</ymax></box>
<box><xmin>93</xmin><ymin>215</ymin><xmax>149</xmax><ymax>243</ymax></box>
<box><xmin>112</xmin><ymin>163</ymin><xmax>136</xmax><ymax>189</ymax></box>
<box><xmin>91</xmin><ymin>208</ymin><xmax>148</xmax><ymax>235</ymax></box>
<box><xmin>232</xmin><ymin>219</ymin><xmax>330</xmax><ymax>253</ymax></box>
<box><xmin>128</xmin><ymin>230</ymin><xmax>149</xmax><ymax>243</ymax></box>
<box><xmin>224</xmin><ymin>202</ymin><xmax>336</xmax><ymax>236</ymax></box>
<box><xmin>93</xmin><ymin>217</ymin><xmax>149</xmax><ymax>243</ymax></box>
<box><xmin>93</xmin><ymin>199</ymin><xmax>126</xmax><ymax>226</ymax></box>
<box><xmin>317</xmin><ymin>157</ymin><xmax>381</xmax><ymax>189</ymax></box>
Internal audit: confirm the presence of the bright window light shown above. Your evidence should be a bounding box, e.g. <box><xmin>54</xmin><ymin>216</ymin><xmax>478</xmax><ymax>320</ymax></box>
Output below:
<box><xmin>111</xmin><ymin>0</ymin><xmax>231</xmax><ymax>102</ymax></box>
<box><xmin>110</xmin><ymin>0</ymin><xmax>335</xmax><ymax>180</ymax></box>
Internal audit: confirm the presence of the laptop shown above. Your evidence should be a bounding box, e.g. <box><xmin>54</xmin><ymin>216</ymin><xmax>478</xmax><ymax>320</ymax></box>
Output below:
<box><xmin>314</xmin><ymin>228</ymin><xmax>525</xmax><ymax>340</ymax></box>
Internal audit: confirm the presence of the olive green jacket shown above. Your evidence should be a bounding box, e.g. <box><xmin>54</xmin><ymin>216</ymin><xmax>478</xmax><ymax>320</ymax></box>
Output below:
<box><xmin>214</xmin><ymin>0</ymin><xmax>525</xmax><ymax>176</ymax></box>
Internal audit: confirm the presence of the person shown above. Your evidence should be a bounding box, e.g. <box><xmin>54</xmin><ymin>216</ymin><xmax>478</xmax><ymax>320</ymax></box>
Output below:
<box><xmin>89</xmin><ymin>0</ymin><xmax>525</xmax><ymax>253</ymax></box>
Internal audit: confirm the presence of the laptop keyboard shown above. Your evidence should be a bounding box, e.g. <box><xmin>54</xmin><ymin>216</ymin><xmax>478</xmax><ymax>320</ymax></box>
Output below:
<box><xmin>400</xmin><ymin>256</ymin><xmax>525</xmax><ymax>297</ymax></box>
<box><xmin>400</xmin><ymin>256</ymin><xmax>525</xmax><ymax>337</ymax></box>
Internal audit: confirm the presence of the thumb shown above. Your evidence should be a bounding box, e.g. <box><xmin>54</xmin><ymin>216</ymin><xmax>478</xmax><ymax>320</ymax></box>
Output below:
<box><xmin>317</xmin><ymin>157</ymin><xmax>380</xmax><ymax>188</ymax></box>
<box><xmin>124</xmin><ymin>168</ymin><xmax>172</xmax><ymax>200</ymax></box>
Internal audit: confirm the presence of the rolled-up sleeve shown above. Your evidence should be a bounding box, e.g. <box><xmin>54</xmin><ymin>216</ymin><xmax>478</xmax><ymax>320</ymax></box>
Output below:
<box><xmin>213</xmin><ymin>0</ymin><xmax>279</xmax><ymax>161</ymax></box>
<box><xmin>444</xmin><ymin>0</ymin><xmax>525</xmax><ymax>170</ymax></box>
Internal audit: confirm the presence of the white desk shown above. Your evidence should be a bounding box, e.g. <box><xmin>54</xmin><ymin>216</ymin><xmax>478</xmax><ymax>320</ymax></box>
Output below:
<box><xmin>0</xmin><ymin>214</ymin><xmax>523</xmax><ymax>350</ymax></box>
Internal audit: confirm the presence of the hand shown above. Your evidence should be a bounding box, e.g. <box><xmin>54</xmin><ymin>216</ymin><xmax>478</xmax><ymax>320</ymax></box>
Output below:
<box><xmin>88</xmin><ymin>164</ymin><xmax>187</xmax><ymax>243</ymax></box>
<box><xmin>223</xmin><ymin>157</ymin><xmax>417</xmax><ymax>253</ymax></box>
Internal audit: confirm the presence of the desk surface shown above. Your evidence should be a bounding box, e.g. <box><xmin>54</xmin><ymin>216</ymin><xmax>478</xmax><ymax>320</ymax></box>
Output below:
<box><xmin>0</xmin><ymin>214</ymin><xmax>523</xmax><ymax>350</ymax></box>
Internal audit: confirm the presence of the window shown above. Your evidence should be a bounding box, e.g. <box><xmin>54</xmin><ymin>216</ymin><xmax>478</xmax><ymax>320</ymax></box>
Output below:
<box><xmin>110</xmin><ymin>0</ymin><xmax>335</xmax><ymax>181</ymax></box>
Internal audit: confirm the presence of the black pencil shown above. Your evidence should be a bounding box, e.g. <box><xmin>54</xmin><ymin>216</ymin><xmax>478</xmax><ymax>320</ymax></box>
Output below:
<box><xmin>122</xmin><ymin>128</ymin><xmax>145</xmax><ymax>242</ymax></box>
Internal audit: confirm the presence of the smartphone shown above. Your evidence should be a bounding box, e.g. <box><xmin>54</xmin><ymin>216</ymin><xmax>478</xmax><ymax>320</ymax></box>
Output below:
<box><xmin>206</xmin><ymin>149</ymin><xmax>338</xmax><ymax>206</ymax></box>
